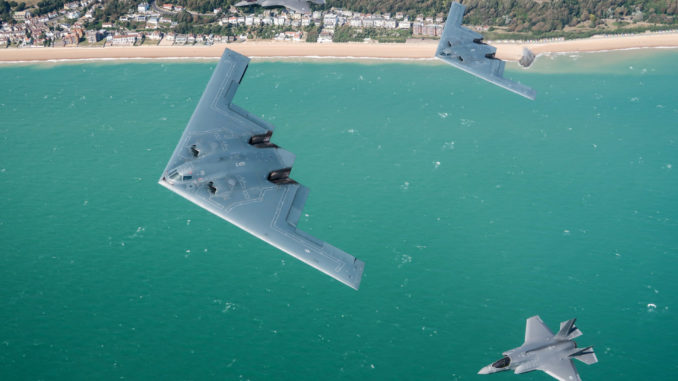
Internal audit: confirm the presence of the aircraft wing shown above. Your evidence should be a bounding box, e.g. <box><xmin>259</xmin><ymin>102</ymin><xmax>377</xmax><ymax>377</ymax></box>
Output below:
<box><xmin>540</xmin><ymin>358</ymin><xmax>582</xmax><ymax>381</ymax></box>
<box><xmin>525</xmin><ymin>315</ymin><xmax>555</xmax><ymax>343</ymax></box>
<box><xmin>435</xmin><ymin>2</ymin><xmax>536</xmax><ymax>100</ymax></box>
<box><xmin>159</xmin><ymin>49</ymin><xmax>364</xmax><ymax>290</ymax></box>
<box><xmin>261</xmin><ymin>0</ymin><xmax>312</xmax><ymax>13</ymax></box>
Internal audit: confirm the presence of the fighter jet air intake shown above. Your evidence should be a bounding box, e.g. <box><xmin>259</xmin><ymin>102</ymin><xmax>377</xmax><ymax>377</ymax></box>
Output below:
<box><xmin>479</xmin><ymin>316</ymin><xmax>598</xmax><ymax>381</ymax></box>
<box><xmin>159</xmin><ymin>49</ymin><xmax>364</xmax><ymax>290</ymax></box>
<box><xmin>436</xmin><ymin>2</ymin><xmax>536</xmax><ymax>100</ymax></box>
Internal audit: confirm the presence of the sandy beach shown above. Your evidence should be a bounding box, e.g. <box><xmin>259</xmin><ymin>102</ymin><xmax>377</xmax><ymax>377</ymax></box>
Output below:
<box><xmin>1</xmin><ymin>32</ymin><xmax>677</xmax><ymax>63</ymax></box>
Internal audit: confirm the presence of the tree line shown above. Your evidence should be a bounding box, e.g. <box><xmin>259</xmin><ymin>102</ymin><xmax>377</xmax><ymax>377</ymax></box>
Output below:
<box><xmin>324</xmin><ymin>0</ymin><xmax>677</xmax><ymax>32</ymax></box>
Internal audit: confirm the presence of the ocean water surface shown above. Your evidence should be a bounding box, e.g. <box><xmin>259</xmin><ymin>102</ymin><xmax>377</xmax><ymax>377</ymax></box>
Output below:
<box><xmin>1</xmin><ymin>50</ymin><xmax>677</xmax><ymax>380</ymax></box>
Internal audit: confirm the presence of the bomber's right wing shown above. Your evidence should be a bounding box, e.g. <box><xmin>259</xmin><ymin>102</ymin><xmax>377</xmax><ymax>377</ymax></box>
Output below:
<box><xmin>539</xmin><ymin>358</ymin><xmax>582</xmax><ymax>381</ymax></box>
<box><xmin>525</xmin><ymin>315</ymin><xmax>554</xmax><ymax>344</ymax></box>
<box><xmin>261</xmin><ymin>0</ymin><xmax>309</xmax><ymax>13</ymax></box>
<box><xmin>435</xmin><ymin>2</ymin><xmax>536</xmax><ymax>100</ymax></box>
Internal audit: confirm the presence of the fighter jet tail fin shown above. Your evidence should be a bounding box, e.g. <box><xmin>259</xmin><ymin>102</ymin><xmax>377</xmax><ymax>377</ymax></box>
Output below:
<box><xmin>569</xmin><ymin>346</ymin><xmax>598</xmax><ymax>365</ymax></box>
<box><xmin>557</xmin><ymin>318</ymin><xmax>582</xmax><ymax>340</ymax></box>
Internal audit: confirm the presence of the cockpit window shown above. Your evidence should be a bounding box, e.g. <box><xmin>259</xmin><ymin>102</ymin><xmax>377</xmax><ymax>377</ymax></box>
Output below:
<box><xmin>182</xmin><ymin>176</ymin><xmax>192</xmax><ymax>181</ymax></box>
<box><xmin>492</xmin><ymin>357</ymin><xmax>511</xmax><ymax>369</ymax></box>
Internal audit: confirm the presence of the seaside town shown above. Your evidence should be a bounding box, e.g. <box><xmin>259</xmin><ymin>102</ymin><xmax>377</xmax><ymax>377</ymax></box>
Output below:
<box><xmin>1</xmin><ymin>0</ymin><xmax>676</xmax><ymax>50</ymax></box>
<box><xmin>0</xmin><ymin>0</ymin><xmax>460</xmax><ymax>48</ymax></box>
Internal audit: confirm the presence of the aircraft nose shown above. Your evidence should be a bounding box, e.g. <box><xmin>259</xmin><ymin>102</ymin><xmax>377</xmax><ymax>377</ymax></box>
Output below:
<box><xmin>478</xmin><ymin>365</ymin><xmax>492</xmax><ymax>375</ymax></box>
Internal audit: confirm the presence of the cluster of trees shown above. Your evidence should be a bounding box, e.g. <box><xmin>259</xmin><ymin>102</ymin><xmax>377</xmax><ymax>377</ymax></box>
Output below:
<box><xmin>465</xmin><ymin>0</ymin><xmax>677</xmax><ymax>33</ymax></box>
<box><xmin>304</xmin><ymin>24</ymin><xmax>319</xmax><ymax>41</ymax></box>
<box><xmin>162</xmin><ymin>0</ymin><xmax>677</xmax><ymax>35</ymax></box>
<box><xmin>325</xmin><ymin>0</ymin><xmax>677</xmax><ymax>32</ymax></box>
<box><xmin>164</xmin><ymin>0</ymin><xmax>237</xmax><ymax>14</ymax></box>
<box><xmin>0</xmin><ymin>1</ymin><xmax>27</xmax><ymax>23</ymax></box>
<box><xmin>35</xmin><ymin>0</ymin><xmax>66</xmax><ymax>15</ymax></box>
<box><xmin>98</xmin><ymin>0</ymin><xmax>136</xmax><ymax>22</ymax></box>
<box><xmin>325</xmin><ymin>0</ymin><xmax>450</xmax><ymax>16</ymax></box>
<box><xmin>0</xmin><ymin>1</ymin><xmax>14</xmax><ymax>23</ymax></box>
<box><xmin>332</xmin><ymin>25</ymin><xmax>409</xmax><ymax>42</ymax></box>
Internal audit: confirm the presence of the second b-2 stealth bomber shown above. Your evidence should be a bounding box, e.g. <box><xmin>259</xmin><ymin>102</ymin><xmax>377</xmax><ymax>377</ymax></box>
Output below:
<box><xmin>479</xmin><ymin>316</ymin><xmax>597</xmax><ymax>381</ymax></box>
<box><xmin>436</xmin><ymin>2</ymin><xmax>536</xmax><ymax>100</ymax></box>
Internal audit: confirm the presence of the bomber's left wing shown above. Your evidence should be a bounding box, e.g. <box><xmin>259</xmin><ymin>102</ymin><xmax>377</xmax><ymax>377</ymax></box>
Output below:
<box><xmin>435</xmin><ymin>2</ymin><xmax>536</xmax><ymax>100</ymax></box>
<box><xmin>159</xmin><ymin>49</ymin><xmax>364</xmax><ymax>290</ymax></box>
<box><xmin>539</xmin><ymin>358</ymin><xmax>582</xmax><ymax>381</ymax></box>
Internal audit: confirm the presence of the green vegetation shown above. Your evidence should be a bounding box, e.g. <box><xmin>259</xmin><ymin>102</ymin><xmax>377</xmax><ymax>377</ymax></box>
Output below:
<box><xmin>163</xmin><ymin>0</ymin><xmax>237</xmax><ymax>14</ymax></box>
<box><xmin>485</xmin><ymin>24</ymin><xmax>678</xmax><ymax>41</ymax></box>
<box><xmin>34</xmin><ymin>0</ymin><xmax>66</xmax><ymax>15</ymax></box>
<box><xmin>324</xmin><ymin>0</ymin><xmax>450</xmax><ymax>17</ymax></box>
<box><xmin>304</xmin><ymin>24</ymin><xmax>319</xmax><ymax>42</ymax></box>
<box><xmin>154</xmin><ymin>1</ymin><xmax>677</xmax><ymax>40</ymax></box>
<box><xmin>0</xmin><ymin>1</ymin><xmax>13</xmax><ymax>23</ymax></box>
<box><xmin>0</xmin><ymin>1</ymin><xmax>28</xmax><ymax>23</ymax></box>
<box><xmin>332</xmin><ymin>25</ymin><xmax>410</xmax><ymax>42</ymax></box>
<box><xmin>99</xmin><ymin>0</ymin><xmax>136</xmax><ymax>23</ymax></box>
<box><xmin>323</xmin><ymin>1</ymin><xmax>677</xmax><ymax>35</ymax></box>
<box><xmin>3</xmin><ymin>0</ymin><xmax>676</xmax><ymax>43</ymax></box>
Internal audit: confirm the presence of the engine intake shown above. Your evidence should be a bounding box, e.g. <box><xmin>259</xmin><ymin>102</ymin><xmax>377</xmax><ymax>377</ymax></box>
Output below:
<box><xmin>268</xmin><ymin>168</ymin><xmax>297</xmax><ymax>185</ymax></box>
<box><xmin>207</xmin><ymin>181</ymin><xmax>217</xmax><ymax>194</ymax></box>
<box><xmin>249</xmin><ymin>131</ymin><xmax>278</xmax><ymax>148</ymax></box>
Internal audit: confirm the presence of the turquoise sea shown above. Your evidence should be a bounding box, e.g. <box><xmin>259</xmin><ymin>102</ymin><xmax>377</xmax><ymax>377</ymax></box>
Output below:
<box><xmin>1</xmin><ymin>49</ymin><xmax>677</xmax><ymax>380</ymax></box>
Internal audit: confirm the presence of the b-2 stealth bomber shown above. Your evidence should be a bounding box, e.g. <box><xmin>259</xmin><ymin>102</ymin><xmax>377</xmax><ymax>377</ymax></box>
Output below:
<box><xmin>235</xmin><ymin>0</ymin><xmax>324</xmax><ymax>14</ymax></box>
<box><xmin>159</xmin><ymin>49</ymin><xmax>364</xmax><ymax>290</ymax></box>
<box><xmin>436</xmin><ymin>2</ymin><xmax>536</xmax><ymax>100</ymax></box>
<box><xmin>479</xmin><ymin>316</ymin><xmax>597</xmax><ymax>381</ymax></box>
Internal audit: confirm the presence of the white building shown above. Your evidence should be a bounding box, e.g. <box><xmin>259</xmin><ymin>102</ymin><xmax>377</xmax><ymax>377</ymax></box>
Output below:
<box><xmin>398</xmin><ymin>21</ymin><xmax>411</xmax><ymax>30</ymax></box>
<box><xmin>318</xmin><ymin>29</ymin><xmax>333</xmax><ymax>43</ymax></box>
<box><xmin>323</xmin><ymin>14</ymin><xmax>337</xmax><ymax>27</ymax></box>
<box><xmin>111</xmin><ymin>34</ymin><xmax>137</xmax><ymax>45</ymax></box>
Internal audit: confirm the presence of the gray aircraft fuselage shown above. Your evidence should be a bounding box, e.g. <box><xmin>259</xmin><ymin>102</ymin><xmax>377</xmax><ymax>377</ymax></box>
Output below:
<box><xmin>480</xmin><ymin>338</ymin><xmax>576</xmax><ymax>375</ymax></box>
<box><xmin>167</xmin><ymin>150</ymin><xmax>269</xmax><ymax>187</ymax></box>
<box><xmin>479</xmin><ymin>316</ymin><xmax>597</xmax><ymax>381</ymax></box>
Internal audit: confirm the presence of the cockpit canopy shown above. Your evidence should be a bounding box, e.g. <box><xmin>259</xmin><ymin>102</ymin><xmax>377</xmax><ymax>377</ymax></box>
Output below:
<box><xmin>492</xmin><ymin>356</ymin><xmax>511</xmax><ymax>369</ymax></box>
<box><xmin>167</xmin><ymin>169</ymin><xmax>192</xmax><ymax>182</ymax></box>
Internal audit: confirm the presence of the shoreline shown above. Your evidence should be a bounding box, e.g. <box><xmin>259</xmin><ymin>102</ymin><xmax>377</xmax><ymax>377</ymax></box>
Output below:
<box><xmin>1</xmin><ymin>32</ymin><xmax>677</xmax><ymax>64</ymax></box>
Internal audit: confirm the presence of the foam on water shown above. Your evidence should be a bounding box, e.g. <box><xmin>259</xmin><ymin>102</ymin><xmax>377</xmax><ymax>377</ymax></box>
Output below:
<box><xmin>0</xmin><ymin>49</ymin><xmax>676</xmax><ymax>381</ymax></box>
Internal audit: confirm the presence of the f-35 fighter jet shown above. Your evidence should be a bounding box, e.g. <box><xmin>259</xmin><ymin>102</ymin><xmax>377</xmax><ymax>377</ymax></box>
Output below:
<box><xmin>479</xmin><ymin>316</ymin><xmax>597</xmax><ymax>381</ymax></box>
<box><xmin>159</xmin><ymin>49</ymin><xmax>364</xmax><ymax>290</ymax></box>
<box><xmin>436</xmin><ymin>2</ymin><xmax>536</xmax><ymax>100</ymax></box>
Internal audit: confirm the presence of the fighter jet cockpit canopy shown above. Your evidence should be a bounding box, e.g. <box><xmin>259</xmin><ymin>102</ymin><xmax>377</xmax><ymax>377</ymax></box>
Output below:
<box><xmin>492</xmin><ymin>357</ymin><xmax>511</xmax><ymax>369</ymax></box>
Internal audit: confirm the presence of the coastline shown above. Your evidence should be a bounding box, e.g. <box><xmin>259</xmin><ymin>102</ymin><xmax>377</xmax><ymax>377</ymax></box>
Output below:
<box><xmin>1</xmin><ymin>32</ymin><xmax>677</xmax><ymax>64</ymax></box>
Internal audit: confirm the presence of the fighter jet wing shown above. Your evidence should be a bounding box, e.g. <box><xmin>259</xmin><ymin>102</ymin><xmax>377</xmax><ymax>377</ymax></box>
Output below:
<box><xmin>435</xmin><ymin>2</ymin><xmax>536</xmax><ymax>100</ymax></box>
<box><xmin>525</xmin><ymin>315</ymin><xmax>555</xmax><ymax>343</ymax></box>
<box><xmin>159</xmin><ymin>49</ymin><xmax>364</xmax><ymax>290</ymax></box>
<box><xmin>540</xmin><ymin>358</ymin><xmax>582</xmax><ymax>381</ymax></box>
